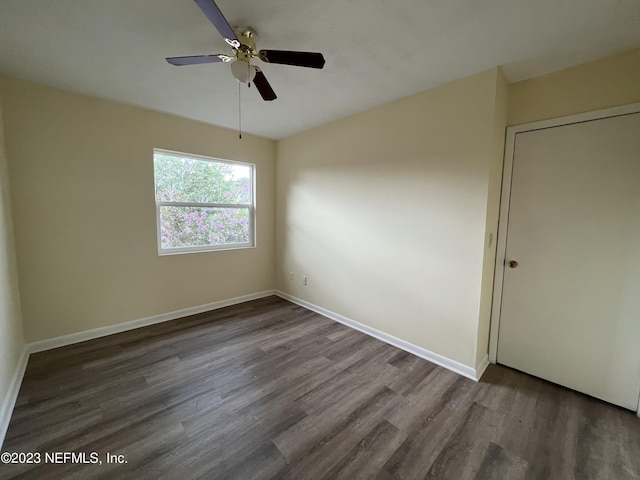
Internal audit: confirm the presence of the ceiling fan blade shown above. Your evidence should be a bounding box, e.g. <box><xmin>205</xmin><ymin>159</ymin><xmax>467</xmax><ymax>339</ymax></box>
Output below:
<box><xmin>166</xmin><ymin>54</ymin><xmax>232</xmax><ymax>66</ymax></box>
<box><xmin>253</xmin><ymin>70</ymin><xmax>277</xmax><ymax>101</ymax></box>
<box><xmin>193</xmin><ymin>0</ymin><xmax>240</xmax><ymax>47</ymax></box>
<box><xmin>259</xmin><ymin>50</ymin><xmax>325</xmax><ymax>69</ymax></box>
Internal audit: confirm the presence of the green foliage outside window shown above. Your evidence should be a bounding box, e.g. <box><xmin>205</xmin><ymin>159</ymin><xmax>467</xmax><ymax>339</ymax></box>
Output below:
<box><xmin>154</xmin><ymin>152</ymin><xmax>253</xmax><ymax>251</ymax></box>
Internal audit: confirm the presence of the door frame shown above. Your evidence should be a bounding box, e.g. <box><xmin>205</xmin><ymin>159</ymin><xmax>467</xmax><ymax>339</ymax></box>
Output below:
<box><xmin>488</xmin><ymin>102</ymin><xmax>640</xmax><ymax>414</ymax></box>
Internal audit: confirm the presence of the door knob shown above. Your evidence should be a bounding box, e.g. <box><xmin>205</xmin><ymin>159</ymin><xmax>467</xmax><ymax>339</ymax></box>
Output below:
<box><xmin>508</xmin><ymin>260</ymin><xmax>519</xmax><ymax>268</ymax></box>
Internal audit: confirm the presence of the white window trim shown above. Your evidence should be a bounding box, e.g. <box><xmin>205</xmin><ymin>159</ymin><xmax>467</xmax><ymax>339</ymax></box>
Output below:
<box><xmin>153</xmin><ymin>148</ymin><xmax>256</xmax><ymax>255</ymax></box>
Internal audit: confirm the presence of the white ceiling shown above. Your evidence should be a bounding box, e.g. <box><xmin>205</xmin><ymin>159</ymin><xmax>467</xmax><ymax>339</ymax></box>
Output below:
<box><xmin>1</xmin><ymin>1</ymin><xmax>639</xmax><ymax>139</ymax></box>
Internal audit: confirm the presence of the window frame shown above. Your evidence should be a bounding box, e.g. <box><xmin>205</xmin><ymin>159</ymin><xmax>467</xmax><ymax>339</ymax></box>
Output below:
<box><xmin>153</xmin><ymin>148</ymin><xmax>256</xmax><ymax>255</ymax></box>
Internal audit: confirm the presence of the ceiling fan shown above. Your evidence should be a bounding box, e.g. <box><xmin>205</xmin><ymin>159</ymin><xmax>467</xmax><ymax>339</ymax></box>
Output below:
<box><xmin>166</xmin><ymin>0</ymin><xmax>326</xmax><ymax>101</ymax></box>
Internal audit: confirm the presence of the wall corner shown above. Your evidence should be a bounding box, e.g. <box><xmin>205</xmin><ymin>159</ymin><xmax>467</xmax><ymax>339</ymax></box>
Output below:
<box><xmin>474</xmin><ymin>67</ymin><xmax>509</xmax><ymax>366</ymax></box>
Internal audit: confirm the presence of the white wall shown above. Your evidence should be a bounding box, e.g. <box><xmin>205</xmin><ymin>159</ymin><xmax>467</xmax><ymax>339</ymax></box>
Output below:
<box><xmin>276</xmin><ymin>69</ymin><xmax>507</xmax><ymax>369</ymax></box>
<box><xmin>0</xmin><ymin>77</ymin><xmax>277</xmax><ymax>342</ymax></box>
<box><xmin>0</xmin><ymin>82</ymin><xmax>25</xmax><ymax>439</ymax></box>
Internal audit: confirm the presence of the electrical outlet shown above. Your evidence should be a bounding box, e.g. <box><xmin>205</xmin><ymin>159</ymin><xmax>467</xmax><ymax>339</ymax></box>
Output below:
<box><xmin>289</xmin><ymin>272</ymin><xmax>293</xmax><ymax>280</ymax></box>
<box><xmin>302</xmin><ymin>276</ymin><xmax>307</xmax><ymax>286</ymax></box>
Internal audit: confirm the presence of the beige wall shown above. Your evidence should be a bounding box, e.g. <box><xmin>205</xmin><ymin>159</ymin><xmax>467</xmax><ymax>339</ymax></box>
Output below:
<box><xmin>508</xmin><ymin>47</ymin><xmax>640</xmax><ymax>126</ymax></box>
<box><xmin>0</xmin><ymin>77</ymin><xmax>277</xmax><ymax>342</ymax></box>
<box><xmin>276</xmin><ymin>69</ymin><xmax>506</xmax><ymax>368</ymax></box>
<box><xmin>0</xmin><ymin>85</ymin><xmax>25</xmax><ymax>414</ymax></box>
<box><xmin>3</xmin><ymin>46</ymin><xmax>638</xmax><ymax>370</ymax></box>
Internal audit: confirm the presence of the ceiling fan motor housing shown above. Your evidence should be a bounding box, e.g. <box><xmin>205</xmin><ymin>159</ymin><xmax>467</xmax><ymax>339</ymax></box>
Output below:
<box><xmin>234</xmin><ymin>27</ymin><xmax>258</xmax><ymax>62</ymax></box>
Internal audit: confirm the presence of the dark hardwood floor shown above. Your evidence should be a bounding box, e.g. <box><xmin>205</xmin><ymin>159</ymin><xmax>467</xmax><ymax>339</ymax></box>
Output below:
<box><xmin>1</xmin><ymin>296</ymin><xmax>639</xmax><ymax>479</ymax></box>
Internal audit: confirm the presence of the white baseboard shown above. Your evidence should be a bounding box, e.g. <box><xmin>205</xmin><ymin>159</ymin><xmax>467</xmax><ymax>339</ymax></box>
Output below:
<box><xmin>0</xmin><ymin>345</ymin><xmax>29</xmax><ymax>449</ymax></box>
<box><xmin>275</xmin><ymin>290</ymin><xmax>485</xmax><ymax>381</ymax></box>
<box><xmin>28</xmin><ymin>290</ymin><xmax>277</xmax><ymax>354</ymax></box>
<box><xmin>476</xmin><ymin>354</ymin><xmax>490</xmax><ymax>380</ymax></box>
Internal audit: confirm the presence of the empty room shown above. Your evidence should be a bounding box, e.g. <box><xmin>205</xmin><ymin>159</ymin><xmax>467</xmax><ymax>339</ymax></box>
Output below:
<box><xmin>1</xmin><ymin>1</ymin><xmax>639</xmax><ymax>478</ymax></box>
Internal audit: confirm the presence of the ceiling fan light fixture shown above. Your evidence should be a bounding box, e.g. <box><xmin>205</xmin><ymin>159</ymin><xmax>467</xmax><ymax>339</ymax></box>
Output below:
<box><xmin>230</xmin><ymin>60</ymin><xmax>257</xmax><ymax>84</ymax></box>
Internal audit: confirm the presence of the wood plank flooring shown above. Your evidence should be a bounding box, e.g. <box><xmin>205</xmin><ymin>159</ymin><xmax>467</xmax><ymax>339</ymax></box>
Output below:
<box><xmin>1</xmin><ymin>296</ymin><xmax>639</xmax><ymax>479</ymax></box>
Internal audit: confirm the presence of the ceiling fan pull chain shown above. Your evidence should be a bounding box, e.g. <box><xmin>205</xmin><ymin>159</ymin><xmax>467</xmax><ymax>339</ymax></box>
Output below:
<box><xmin>247</xmin><ymin>61</ymin><xmax>251</xmax><ymax>88</ymax></box>
<box><xmin>238</xmin><ymin>81</ymin><xmax>242</xmax><ymax>139</ymax></box>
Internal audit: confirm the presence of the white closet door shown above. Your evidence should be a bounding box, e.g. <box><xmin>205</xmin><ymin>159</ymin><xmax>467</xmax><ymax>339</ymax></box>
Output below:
<box><xmin>497</xmin><ymin>112</ymin><xmax>640</xmax><ymax>410</ymax></box>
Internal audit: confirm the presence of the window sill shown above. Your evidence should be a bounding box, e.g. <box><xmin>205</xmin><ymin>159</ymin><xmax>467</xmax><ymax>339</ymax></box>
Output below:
<box><xmin>158</xmin><ymin>244</ymin><xmax>256</xmax><ymax>256</ymax></box>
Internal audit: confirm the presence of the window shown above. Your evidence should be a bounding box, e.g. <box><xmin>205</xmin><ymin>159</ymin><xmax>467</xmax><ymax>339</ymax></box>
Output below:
<box><xmin>153</xmin><ymin>149</ymin><xmax>255</xmax><ymax>255</ymax></box>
